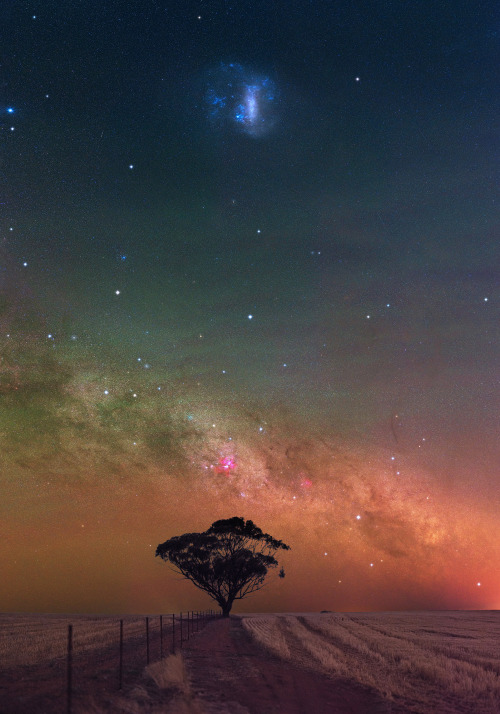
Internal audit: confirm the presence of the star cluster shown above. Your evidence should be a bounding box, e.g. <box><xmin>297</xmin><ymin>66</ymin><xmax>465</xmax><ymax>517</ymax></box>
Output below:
<box><xmin>0</xmin><ymin>1</ymin><xmax>499</xmax><ymax>614</ymax></box>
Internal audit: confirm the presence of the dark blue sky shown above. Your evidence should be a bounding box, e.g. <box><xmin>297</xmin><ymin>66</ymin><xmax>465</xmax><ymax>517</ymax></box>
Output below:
<box><xmin>1</xmin><ymin>1</ymin><xmax>499</xmax><ymax>613</ymax></box>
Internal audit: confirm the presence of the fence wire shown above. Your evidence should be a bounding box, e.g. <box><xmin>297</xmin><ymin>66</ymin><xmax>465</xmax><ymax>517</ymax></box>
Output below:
<box><xmin>0</xmin><ymin>610</ymin><xmax>219</xmax><ymax>714</ymax></box>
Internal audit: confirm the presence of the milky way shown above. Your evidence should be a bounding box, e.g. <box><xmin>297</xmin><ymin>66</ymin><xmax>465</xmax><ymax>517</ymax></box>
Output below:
<box><xmin>1</xmin><ymin>2</ymin><xmax>499</xmax><ymax>614</ymax></box>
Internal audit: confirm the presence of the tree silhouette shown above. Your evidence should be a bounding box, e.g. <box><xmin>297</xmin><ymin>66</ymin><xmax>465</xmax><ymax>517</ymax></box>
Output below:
<box><xmin>155</xmin><ymin>517</ymin><xmax>290</xmax><ymax>617</ymax></box>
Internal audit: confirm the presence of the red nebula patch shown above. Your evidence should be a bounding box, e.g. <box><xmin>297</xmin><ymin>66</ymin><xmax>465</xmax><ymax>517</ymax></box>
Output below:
<box><xmin>300</xmin><ymin>477</ymin><xmax>313</xmax><ymax>488</ymax></box>
<box><xmin>214</xmin><ymin>455</ymin><xmax>237</xmax><ymax>475</ymax></box>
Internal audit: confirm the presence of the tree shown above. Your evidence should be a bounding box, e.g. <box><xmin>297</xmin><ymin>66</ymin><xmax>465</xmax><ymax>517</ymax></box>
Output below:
<box><xmin>155</xmin><ymin>517</ymin><xmax>290</xmax><ymax>617</ymax></box>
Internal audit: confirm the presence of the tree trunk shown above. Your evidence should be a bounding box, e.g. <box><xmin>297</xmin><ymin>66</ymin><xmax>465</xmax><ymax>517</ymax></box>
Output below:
<box><xmin>221</xmin><ymin>601</ymin><xmax>233</xmax><ymax>617</ymax></box>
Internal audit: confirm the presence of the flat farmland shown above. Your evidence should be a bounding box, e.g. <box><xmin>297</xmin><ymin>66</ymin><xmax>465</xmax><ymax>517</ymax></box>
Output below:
<box><xmin>1</xmin><ymin>611</ymin><xmax>499</xmax><ymax>713</ymax></box>
<box><xmin>0</xmin><ymin>612</ymin><xmax>200</xmax><ymax>713</ymax></box>
<box><xmin>241</xmin><ymin>611</ymin><xmax>500</xmax><ymax>713</ymax></box>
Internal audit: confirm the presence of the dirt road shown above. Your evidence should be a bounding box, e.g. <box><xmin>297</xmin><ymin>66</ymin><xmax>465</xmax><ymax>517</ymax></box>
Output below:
<box><xmin>183</xmin><ymin>617</ymin><xmax>396</xmax><ymax>714</ymax></box>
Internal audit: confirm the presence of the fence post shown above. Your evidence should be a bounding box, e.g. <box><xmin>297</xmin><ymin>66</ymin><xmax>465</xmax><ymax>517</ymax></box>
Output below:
<box><xmin>160</xmin><ymin>615</ymin><xmax>163</xmax><ymax>659</ymax></box>
<box><xmin>146</xmin><ymin>616</ymin><xmax>150</xmax><ymax>665</ymax></box>
<box><xmin>119</xmin><ymin>619</ymin><xmax>123</xmax><ymax>690</ymax></box>
<box><xmin>67</xmin><ymin>624</ymin><xmax>73</xmax><ymax>714</ymax></box>
<box><xmin>180</xmin><ymin>612</ymin><xmax>183</xmax><ymax>647</ymax></box>
<box><xmin>172</xmin><ymin>613</ymin><xmax>175</xmax><ymax>654</ymax></box>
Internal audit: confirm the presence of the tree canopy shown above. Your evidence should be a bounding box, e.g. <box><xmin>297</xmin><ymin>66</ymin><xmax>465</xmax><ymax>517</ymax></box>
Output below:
<box><xmin>155</xmin><ymin>517</ymin><xmax>290</xmax><ymax>616</ymax></box>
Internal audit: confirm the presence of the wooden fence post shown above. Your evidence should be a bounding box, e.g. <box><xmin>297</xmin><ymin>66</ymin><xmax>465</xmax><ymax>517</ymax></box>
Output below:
<box><xmin>146</xmin><ymin>616</ymin><xmax>150</xmax><ymax>665</ymax></box>
<box><xmin>180</xmin><ymin>612</ymin><xmax>183</xmax><ymax>647</ymax></box>
<box><xmin>119</xmin><ymin>619</ymin><xmax>123</xmax><ymax>690</ymax></box>
<box><xmin>172</xmin><ymin>613</ymin><xmax>175</xmax><ymax>654</ymax></box>
<box><xmin>67</xmin><ymin>624</ymin><xmax>73</xmax><ymax>714</ymax></box>
<box><xmin>160</xmin><ymin>615</ymin><xmax>163</xmax><ymax>659</ymax></box>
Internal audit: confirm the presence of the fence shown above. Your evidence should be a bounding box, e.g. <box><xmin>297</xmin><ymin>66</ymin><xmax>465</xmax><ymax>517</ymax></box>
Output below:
<box><xmin>0</xmin><ymin>610</ymin><xmax>220</xmax><ymax>714</ymax></box>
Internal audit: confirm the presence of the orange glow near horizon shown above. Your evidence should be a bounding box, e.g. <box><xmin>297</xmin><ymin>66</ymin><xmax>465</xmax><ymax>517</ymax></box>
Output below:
<box><xmin>1</xmin><ymin>0</ymin><xmax>499</xmax><ymax>617</ymax></box>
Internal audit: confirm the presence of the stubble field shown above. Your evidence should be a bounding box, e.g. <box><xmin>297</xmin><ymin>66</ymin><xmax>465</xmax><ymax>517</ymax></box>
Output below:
<box><xmin>0</xmin><ymin>610</ymin><xmax>499</xmax><ymax>713</ymax></box>
<box><xmin>0</xmin><ymin>612</ymin><xmax>198</xmax><ymax>713</ymax></box>
<box><xmin>242</xmin><ymin>611</ymin><xmax>500</xmax><ymax>713</ymax></box>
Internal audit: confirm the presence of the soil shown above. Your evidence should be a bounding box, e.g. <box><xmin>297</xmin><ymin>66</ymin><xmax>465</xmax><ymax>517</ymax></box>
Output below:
<box><xmin>182</xmin><ymin>617</ymin><xmax>402</xmax><ymax>714</ymax></box>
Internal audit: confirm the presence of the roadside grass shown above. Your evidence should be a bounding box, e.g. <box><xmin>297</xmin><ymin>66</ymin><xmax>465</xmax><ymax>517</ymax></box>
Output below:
<box><xmin>145</xmin><ymin>653</ymin><xmax>188</xmax><ymax>692</ymax></box>
<box><xmin>73</xmin><ymin>655</ymin><xmax>201</xmax><ymax>714</ymax></box>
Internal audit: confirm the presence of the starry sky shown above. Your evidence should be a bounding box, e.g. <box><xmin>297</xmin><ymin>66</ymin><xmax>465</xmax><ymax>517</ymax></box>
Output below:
<box><xmin>1</xmin><ymin>1</ymin><xmax>499</xmax><ymax>614</ymax></box>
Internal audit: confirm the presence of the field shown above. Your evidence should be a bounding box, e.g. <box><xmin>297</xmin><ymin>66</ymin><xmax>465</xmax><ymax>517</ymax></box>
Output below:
<box><xmin>242</xmin><ymin>611</ymin><xmax>500</xmax><ymax>713</ymax></box>
<box><xmin>0</xmin><ymin>612</ymin><xmax>204</xmax><ymax>713</ymax></box>
<box><xmin>1</xmin><ymin>611</ymin><xmax>499</xmax><ymax>713</ymax></box>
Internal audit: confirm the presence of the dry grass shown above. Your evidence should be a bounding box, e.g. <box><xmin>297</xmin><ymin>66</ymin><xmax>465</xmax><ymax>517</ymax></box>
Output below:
<box><xmin>242</xmin><ymin>611</ymin><xmax>500</xmax><ymax>713</ymax></box>
<box><xmin>72</xmin><ymin>655</ymin><xmax>201</xmax><ymax>714</ymax></box>
<box><xmin>3</xmin><ymin>611</ymin><xmax>499</xmax><ymax>713</ymax></box>
<box><xmin>0</xmin><ymin>612</ymin><xmax>210</xmax><ymax>714</ymax></box>
<box><xmin>0</xmin><ymin>613</ymin><xmax>145</xmax><ymax>666</ymax></box>
<box><xmin>145</xmin><ymin>653</ymin><xmax>188</xmax><ymax>692</ymax></box>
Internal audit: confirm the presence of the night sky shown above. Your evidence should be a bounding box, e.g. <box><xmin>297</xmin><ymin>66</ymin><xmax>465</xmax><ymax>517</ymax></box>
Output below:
<box><xmin>1</xmin><ymin>1</ymin><xmax>499</xmax><ymax>614</ymax></box>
